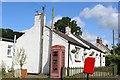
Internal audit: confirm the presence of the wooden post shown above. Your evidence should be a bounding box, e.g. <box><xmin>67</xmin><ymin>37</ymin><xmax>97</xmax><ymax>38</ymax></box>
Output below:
<box><xmin>49</xmin><ymin>7</ymin><xmax>54</xmax><ymax>76</ymax></box>
<box><xmin>87</xmin><ymin>73</ymin><xmax>89</xmax><ymax>80</ymax></box>
<box><xmin>39</xmin><ymin>6</ymin><xmax>45</xmax><ymax>74</ymax></box>
<box><xmin>112</xmin><ymin>29</ymin><xmax>115</xmax><ymax>55</ymax></box>
<box><xmin>67</xmin><ymin>43</ymin><xmax>70</xmax><ymax>76</ymax></box>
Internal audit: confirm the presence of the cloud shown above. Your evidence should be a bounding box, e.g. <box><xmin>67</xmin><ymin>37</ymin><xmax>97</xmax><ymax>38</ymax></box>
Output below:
<box><xmin>47</xmin><ymin>15</ymin><xmax>62</xmax><ymax>26</ymax></box>
<box><xmin>72</xmin><ymin>17</ymin><xmax>85</xmax><ymax>27</ymax></box>
<box><xmin>102</xmin><ymin>39</ymin><xmax>110</xmax><ymax>45</ymax></box>
<box><xmin>81</xmin><ymin>31</ymin><xmax>97</xmax><ymax>44</ymax></box>
<box><xmin>81</xmin><ymin>31</ymin><xmax>111</xmax><ymax>48</ymax></box>
<box><xmin>80</xmin><ymin>4</ymin><xmax>118</xmax><ymax>30</ymax></box>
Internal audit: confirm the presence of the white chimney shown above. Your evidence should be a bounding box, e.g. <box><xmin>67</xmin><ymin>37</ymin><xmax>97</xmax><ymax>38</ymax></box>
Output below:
<box><xmin>34</xmin><ymin>11</ymin><xmax>41</xmax><ymax>27</ymax></box>
<box><xmin>65</xmin><ymin>26</ymin><xmax>71</xmax><ymax>35</ymax></box>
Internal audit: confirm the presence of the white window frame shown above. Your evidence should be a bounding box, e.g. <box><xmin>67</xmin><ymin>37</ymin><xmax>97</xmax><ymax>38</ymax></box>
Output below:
<box><xmin>7</xmin><ymin>45</ymin><xmax>12</xmax><ymax>58</ymax></box>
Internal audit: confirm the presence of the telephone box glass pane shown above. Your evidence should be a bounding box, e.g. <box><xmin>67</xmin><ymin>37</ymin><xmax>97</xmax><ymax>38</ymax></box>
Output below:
<box><xmin>62</xmin><ymin>51</ymin><xmax>65</xmax><ymax>67</ymax></box>
<box><xmin>52</xmin><ymin>51</ymin><xmax>58</xmax><ymax>73</ymax></box>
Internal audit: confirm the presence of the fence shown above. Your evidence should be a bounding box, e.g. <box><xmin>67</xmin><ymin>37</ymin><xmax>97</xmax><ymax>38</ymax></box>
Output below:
<box><xmin>61</xmin><ymin>65</ymin><xmax>117</xmax><ymax>78</ymax></box>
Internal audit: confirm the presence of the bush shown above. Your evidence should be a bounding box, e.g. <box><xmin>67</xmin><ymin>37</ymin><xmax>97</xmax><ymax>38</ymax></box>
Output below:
<box><xmin>1</xmin><ymin>61</ymin><xmax>6</xmax><ymax>75</ymax></box>
<box><xmin>2</xmin><ymin>67</ymin><xmax>6</xmax><ymax>75</ymax></box>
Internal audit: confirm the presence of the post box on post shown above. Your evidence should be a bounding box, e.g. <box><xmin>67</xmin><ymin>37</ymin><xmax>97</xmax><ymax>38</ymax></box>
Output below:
<box><xmin>83</xmin><ymin>57</ymin><xmax>95</xmax><ymax>80</ymax></box>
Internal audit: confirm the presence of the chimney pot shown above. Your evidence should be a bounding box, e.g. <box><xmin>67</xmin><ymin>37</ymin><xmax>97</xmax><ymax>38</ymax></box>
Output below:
<box><xmin>99</xmin><ymin>38</ymin><xmax>102</xmax><ymax>44</ymax></box>
<box><xmin>65</xmin><ymin>26</ymin><xmax>71</xmax><ymax>35</ymax></box>
<box><xmin>96</xmin><ymin>37</ymin><xmax>100</xmax><ymax>43</ymax></box>
<box><xmin>34</xmin><ymin>12</ymin><xmax>41</xmax><ymax>26</ymax></box>
<box><xmin>106</xmin><ymin>44</ymin><xmax>108</xmax><ymax>47</ymax></box>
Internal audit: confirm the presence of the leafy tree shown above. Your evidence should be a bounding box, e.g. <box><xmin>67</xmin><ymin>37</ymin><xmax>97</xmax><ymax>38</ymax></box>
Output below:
<box><xmin>0</xmin><ymin>28</ymin><xmax>24</xmax><ymax>40</ymax></box>
<box><xmin>106</xmin><ymin>43</ymin><xmax>120</xmax><ymax>75</ymax></box>
<box><xmin>54</xmin><ymin>17</ymin><xmax>82</xmax><ymax>36</ymax></box>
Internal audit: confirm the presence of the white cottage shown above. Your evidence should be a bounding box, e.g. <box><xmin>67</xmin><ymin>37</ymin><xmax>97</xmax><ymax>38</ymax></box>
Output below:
<box><xmin>16</xmin><ymin>12</ymin><xmax>89</xmax><ymax>74</ymax></box>
<box><xmin>0</xmin><ymin>37</ymin><xmax>13</xmax><ymax>72</ymax></box>
<box><xmin>67</xmin><ymin>33</ymin><xmax>106</xmax><ymax>67</ymax></box>
<box><xmin>15</xmin><ymin>12</ymin><xmax>106</xmax><ymax>74</ymax></box>
<box><xmin>95</xmin><ymin>37</ymin><xmax>110</xmax><ymax>53</ymax></box>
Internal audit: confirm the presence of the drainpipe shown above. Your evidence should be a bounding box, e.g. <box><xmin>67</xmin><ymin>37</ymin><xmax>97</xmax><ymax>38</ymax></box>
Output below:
<box><xmin>67</xmin><ymin>43</ymin><xmax>70</xmax><ymax>76</ymax></box>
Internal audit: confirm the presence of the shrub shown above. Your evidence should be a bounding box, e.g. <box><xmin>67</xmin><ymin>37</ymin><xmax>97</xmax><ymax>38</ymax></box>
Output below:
<box><xmin>14</xmin><ymin>48</ymin><xmax>27</xmax><ymax>69</ymax></box>
<box><xmin>1</xmin><ymin>61</ymin><xmax>6</xmax><ymax>75</ymax></box>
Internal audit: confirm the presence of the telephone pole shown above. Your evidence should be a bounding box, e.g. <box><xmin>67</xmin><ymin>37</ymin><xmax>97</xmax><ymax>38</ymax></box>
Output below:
<box><xmin>39</xmin><ymin>6</ymin><xmax>45</xmax><ymax>74</ymax></box>
<box><xmin>112</xmin><ymin>29</ymin><xmax>115</xmax><ymax>54</ymax></box>
<box><xmin>49</xmin><ymin>7</ymin><xmax>54</xmax><ymax>74</ymax></box>
<box><xmin>49</xmin><ymin>7</ymin><xmax>54</xmax><ymax>46</ymax></box>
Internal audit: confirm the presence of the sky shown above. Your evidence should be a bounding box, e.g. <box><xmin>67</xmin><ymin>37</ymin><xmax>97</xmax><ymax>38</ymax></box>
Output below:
<box><xmin>1</xmin><ymin>2</ymin><xmax>119</xmax><ymax>49</ymax></box>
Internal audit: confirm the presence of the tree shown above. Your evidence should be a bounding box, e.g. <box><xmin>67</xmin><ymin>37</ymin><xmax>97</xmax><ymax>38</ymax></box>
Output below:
<box><xmin>106</xmin><ymin>43</ymin><xmax>120</xmax><ymax>75</ymax></box>
<box><xmin>0</xmin><ymin>28</ymin><xmax>24</xmax><ymax>40</ymax></box>
<box><xmin>54</xmin><ymin>17</ymin><xmax>82</xmax><ymax>36</ymax></box>
<box><xmin>14</xmin><ymin>48</ymin><xmax>27</xmax><ymax>69</ymax></box>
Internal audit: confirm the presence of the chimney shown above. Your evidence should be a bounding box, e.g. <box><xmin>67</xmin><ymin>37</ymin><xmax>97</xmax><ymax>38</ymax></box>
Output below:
<box><xmin>99</xmin><ymin>38</ymin><xmax>102</xmax><ymax>44</ymax></box>
<box><xmin>34</xmin><ymin>11</ymin><xmax>41</xmax><ymax>26</ymax></box>
<box><xmin>96</xmin><ymin>37</ymin><xmax>100</xmax><ymax>43</ymax></box>
<box><xmin>65</xmin><ymin>26</ymin><xmax>71</xmax><ymax>35</ymax></box>
<box><xmin>105</xmin><ymin>44</ymin><xmax>108</xmax><ymax>48</ymax></box>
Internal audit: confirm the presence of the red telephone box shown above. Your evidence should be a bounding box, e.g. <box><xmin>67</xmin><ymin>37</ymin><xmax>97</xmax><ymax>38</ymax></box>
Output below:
<box><xmin>83</xmin><ymin>57</ymin><xmax>95</xmax><ymax>74</ymax></box>
<box><xmin>50</xmin><ymin>45</ymin><xmax>65</xmax><ymax>78</ymax></box>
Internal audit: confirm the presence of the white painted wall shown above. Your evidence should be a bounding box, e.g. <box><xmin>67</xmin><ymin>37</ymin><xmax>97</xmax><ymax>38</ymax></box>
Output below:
<box><xmin>83</xmin><ymin>49</ymin><xmax>105</xmax><ymax>67</ymax></box>
<box><xmin>69</xmin><ymin>44</ymin><xmax>85</xmax><ymax>68</ymax></box>
<box><xmin>42</xmin><ymin>27</ymin><xmax>50</xmax><ymax>74</ymax></box>
<box><xmin>0</xmin><ymin>41</ymin><xmax>13</xmax><ymax>72</ymax></box>
<box><xmin>67</xmin><ymin>33</ymin><xmax>105</xmax><ymax>67</ymax></box>
<box><xmin>52</xmin><ymin>32</ymin><xmax>69</xmax><ymax>68</ymax></box>
<box><xmin>16</xmin><ymin>14</ymin><xmax>42</xmax><ymax>74</ymax></box>
<box><xmin>16</xmin><ymin>26</ymin><xmax>42</xmax><ymax>74</ymax></box>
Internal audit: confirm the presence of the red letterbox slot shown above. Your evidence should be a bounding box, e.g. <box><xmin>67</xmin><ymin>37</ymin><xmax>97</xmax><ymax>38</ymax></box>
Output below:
<box><xmin>83</xmin><ymin>57</ymin><xmax>95</xmax><ymax>74</ymax></box>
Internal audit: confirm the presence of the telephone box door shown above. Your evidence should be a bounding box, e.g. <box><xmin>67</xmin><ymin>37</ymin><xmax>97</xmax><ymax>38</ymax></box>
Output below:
<box><xmin>50</xmin><ymin>45</ymin><xmax>65</xmax><ymax>78</ymax></box>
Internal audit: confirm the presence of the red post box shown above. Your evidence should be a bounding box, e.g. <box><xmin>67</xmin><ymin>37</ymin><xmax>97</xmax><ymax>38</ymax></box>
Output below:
<box><xmin>83</xmin><ymin>57</ymin><xmax>95</xmax><ymax>74</ymax></box>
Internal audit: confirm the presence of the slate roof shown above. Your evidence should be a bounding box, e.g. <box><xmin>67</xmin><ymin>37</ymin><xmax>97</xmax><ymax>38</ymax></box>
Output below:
<box><xmin>42</xmin><ymin>26</ymin><xmax>103</xmax><ymax>52</ymax></box>
<box><xmin>0</xmin><ymin>37</ymin><xmax>14</xmax><ymax>42</ymax></box>
<box><xmin>96</xmin><ymin>43</ymin><xmax>110</xmax><ymax>53</ymax></box>
<box><xmin>74</xmin><ymin>35</ymin><xmax>103</xmax><ymax>52</ymax></box>
<box><xmin>53</xmin><ymin>30</ymin><xmax>89</xmax><ymax>49</ymax></box>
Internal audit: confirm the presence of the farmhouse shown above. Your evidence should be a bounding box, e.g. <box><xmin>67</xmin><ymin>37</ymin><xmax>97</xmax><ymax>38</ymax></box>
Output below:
<box><xmin>15</xmin><ymin>11</ymin><xmax>107</xmax><ymax>75</ymax></box>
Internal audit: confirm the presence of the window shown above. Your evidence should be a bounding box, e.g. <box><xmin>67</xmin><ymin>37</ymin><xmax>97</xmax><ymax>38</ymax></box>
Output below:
<box><xmin>75</xmin><ymin>47</ymin><xmax>80</xmax><ymax>58</ymax></box>
<box><xmin>7</xmin><ymin>45</ymin><xmax>12</xmax><ymax>58</ymax></box>
<box><xmin>52</xmin><ymin>51</ymin><xmax>58</xmax><ymax>73</ymax></box>
<box><xmin>75</xmin><ymin>47</ymin><xmax>81</xmax><ymax>62</ymax></box>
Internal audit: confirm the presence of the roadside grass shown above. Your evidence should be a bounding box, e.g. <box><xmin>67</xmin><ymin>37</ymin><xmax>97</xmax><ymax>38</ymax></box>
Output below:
<box><xmin>2</xmin><ymin>72</ymin><xmax>14</xmax><ymax>78</ymax></box>
<box><xmin>2</xmin><ymin>72</ymin><xmax>49</xmax><ymax>79</ymax></box>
